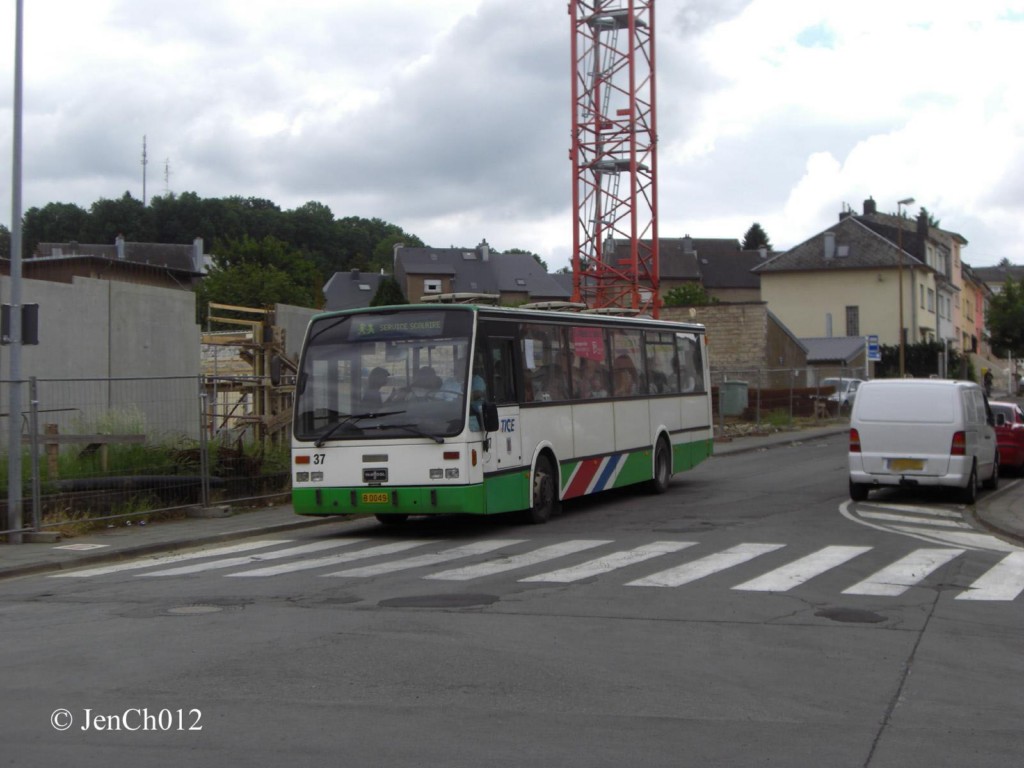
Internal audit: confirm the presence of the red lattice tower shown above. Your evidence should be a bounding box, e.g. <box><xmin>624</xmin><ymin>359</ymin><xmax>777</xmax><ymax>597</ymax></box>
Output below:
<box><xmin>570</xmin><ymin>0</ymin><xmax>659</xmax><ymax>317</ymax></box>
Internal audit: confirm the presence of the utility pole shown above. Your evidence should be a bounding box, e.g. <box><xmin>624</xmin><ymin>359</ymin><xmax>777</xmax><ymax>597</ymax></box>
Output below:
<box><xmin>7</xmin><ymin>0</ymin><xmax>25</xmax><ymax>542</ymax></box>
<box><xmin>897</xmin><ymin>197</ymin><xmax>915</xmax><ymax>377</ymax></box>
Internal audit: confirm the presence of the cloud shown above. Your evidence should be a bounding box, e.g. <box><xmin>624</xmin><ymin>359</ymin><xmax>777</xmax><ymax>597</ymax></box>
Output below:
<box><xmin>1</xmin><ymin>0</ymin><xmax>1023</xmax><ymax>268</ymax></box>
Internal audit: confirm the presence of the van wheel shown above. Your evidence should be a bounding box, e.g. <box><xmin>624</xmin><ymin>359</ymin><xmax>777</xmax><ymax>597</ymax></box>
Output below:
<box><xmin>983</xmin><ymin>458</ymin><xmax>999</xmax><ymax>491</ymax></box>
<box><xmin>960</xmin><ymin>464</ymin><xmax>978</xmax><ymax>504</ymax></box>
<box><xmin>522</xmin><ymin>455</ymin><xmax>559</xmax><ymax>524</ymax></box>
<box><xmin>849</xmin><ymin>480</ymin><xmax>869</xmax><ymax>502</ymax></box>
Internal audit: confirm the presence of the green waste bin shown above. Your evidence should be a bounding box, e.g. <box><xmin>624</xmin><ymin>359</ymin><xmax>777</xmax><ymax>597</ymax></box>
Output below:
<box><xmin>720</xmin><ymin>380</ymin><xmax>748</xmax><ymax>416</ymax></box>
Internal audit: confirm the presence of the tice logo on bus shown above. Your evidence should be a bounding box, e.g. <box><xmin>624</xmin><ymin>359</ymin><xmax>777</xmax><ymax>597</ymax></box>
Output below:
<box><xmin>500</xmin><ymin>418</ymin><xmax>516</xmax><ymax>433</ymax></box>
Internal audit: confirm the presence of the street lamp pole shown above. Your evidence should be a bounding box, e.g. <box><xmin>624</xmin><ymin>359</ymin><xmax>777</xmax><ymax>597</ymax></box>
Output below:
<box><xmin>897</xmin><ymin>197</ymin><xmax>915</xmax><ymax>377</ymax></box>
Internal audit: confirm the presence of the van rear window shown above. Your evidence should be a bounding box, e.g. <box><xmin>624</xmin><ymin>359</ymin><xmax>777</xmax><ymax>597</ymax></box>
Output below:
<box><xmin>857</xmin><ymin>387</ymin><xmax>955</xmax><ymax>424</ymax></box>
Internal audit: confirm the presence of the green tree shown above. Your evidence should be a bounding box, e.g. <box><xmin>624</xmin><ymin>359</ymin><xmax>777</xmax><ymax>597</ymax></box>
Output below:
<box><xmin>22</xmin><ymin>202</ymin><xmax>92</xmax><ymax>254</ymax></box>
<box><xmin>197</xmin><ymin>235</ymin><xmax>322</xmax><ymax>321</ymax></box>
<box><xmin>741</xmin><ymin>222</ymin><xmax>772</xmax><ymax>251</ymax></box>
<box><xmin>197</xmin><ymin>262</ymin><xmax>315</xmax><ymax>322</ymax></box>
<box><xmin>85</xmin><ymin>191</ymin><xmax>154</xmax><ymax>243</ymax></box>
<box><xmin>370</xmin><ymin>276</ymin><xmax>408</xmax><ymax>306</ymax></box>
<box><xmin>663</xmin><ymin>283</ymin><xmax>716</xmax><ymax>307</ymax></box>
<box><xmin>0</xmin><ymin>224</ymin><xmax>9</xmax><ymax>259</ymax></box>
<box><xmin>371</xmin><ymin>232</ymin><xmax>425</xmax><ymax>273</ymax></box>
<box><xmin>876</xmin><ymin>341</ymin><xmax>967</xmax><ymax>380</ymax></box>
<box><xmin>987</xmin><ymin>276</ymin><xmax>1024</xmax><ymax>359</ymax></box>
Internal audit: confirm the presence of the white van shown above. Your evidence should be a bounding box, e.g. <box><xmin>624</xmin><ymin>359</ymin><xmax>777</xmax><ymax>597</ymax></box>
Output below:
<box><xmin>848</xmin><ymin>379</ymin><xmax>998</xmax><ymax>503</ymax></box>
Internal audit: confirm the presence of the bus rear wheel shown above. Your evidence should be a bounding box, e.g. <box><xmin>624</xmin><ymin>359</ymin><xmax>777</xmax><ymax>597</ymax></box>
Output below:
<box><xmin>523</xmin><ymin>455</ymin><xmax>559</xmax><ymax>524</ymax></box>
<box><xmin>647</xmin><ymin>437</ymin><xmax>673</xmax><ymax>494</ymax></box>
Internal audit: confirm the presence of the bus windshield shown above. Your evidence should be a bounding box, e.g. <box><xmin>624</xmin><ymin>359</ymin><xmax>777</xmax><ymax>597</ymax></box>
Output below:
<box><xmin>294</xmin><ymin>310</ymin><xmax>473</xmax><ymax>442</ymax></box>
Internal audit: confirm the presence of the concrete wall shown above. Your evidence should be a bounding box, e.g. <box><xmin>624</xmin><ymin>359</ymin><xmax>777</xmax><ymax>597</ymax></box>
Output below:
<box><xmin>0</xmin><ymin>276</ymin><xmax>202</xmax><ymax>442</ymax></box>
<box><xmin>274</xmin><ymin>303</ymin><xmax>318</xmax><ymax>361</ymax></box>
<box><xmin>0</xmin><ymin>275</ymin><xmax>200</xmax><ymax>379</ymax></box>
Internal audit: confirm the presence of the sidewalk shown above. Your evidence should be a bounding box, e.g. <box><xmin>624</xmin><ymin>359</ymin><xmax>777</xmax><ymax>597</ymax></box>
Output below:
<box><xmin>0</xmin><ymin>425</ymin><xmax>1020</xmax><ymax>581</ymax></box>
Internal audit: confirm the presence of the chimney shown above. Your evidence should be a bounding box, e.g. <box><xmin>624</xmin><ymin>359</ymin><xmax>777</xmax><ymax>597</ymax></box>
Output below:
<box><xmin>351</xmin><ymin>268</ymin><xmax>360</xmax><ymax>280</ymax></box>
<box><xmin>115</xmin><ymin>234</ymin><xmax>126</xmax><ymax>260</ymax></box>
<box><xmin>478</xmin><ymin>238</ymin><xmax>490</xmax><ymax>262</ymax></box>
<box><xmin>823</xmin><ymin>231</ymin><xmax>836</xmax><ymax>260</ymax></box>
<box><xmin>758</xmin><ymin>246</ymin><xmax>767</xmax><ymax>259</ymax></box>
<box><xmin>192</xmin><ymin>237</ymin><xmax>204</xmax><ymax>272</ymax></box>
<box><xmin>863</xmin><ymin>197</ymin><xmax>877</xmax><ymax>216</ymax></box>
<box><xmin>682</xmin><ymin>234</ymin><xmax>694</xmax><ymax>255</ymax></box>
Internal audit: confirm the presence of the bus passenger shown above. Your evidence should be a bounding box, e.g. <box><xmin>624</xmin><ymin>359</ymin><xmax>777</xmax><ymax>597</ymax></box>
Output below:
<box><xmin>363</xmin><ymin>367</ymin><xmax>390</xmax><ymax>407</ymax></box>
<box><xmin>613</xmin><ymin>355</ymin><xmax>639</xmax><ymax>396</ymax></box>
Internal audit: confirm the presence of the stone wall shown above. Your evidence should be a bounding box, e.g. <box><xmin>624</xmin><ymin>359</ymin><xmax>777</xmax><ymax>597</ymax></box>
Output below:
<box><xmin>662</xmin><ymin>302</ymin><xmax>807</xmax><ymax>386</ymax></box>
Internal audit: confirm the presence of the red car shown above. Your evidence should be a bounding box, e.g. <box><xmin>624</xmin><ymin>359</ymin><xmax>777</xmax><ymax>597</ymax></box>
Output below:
<box><xmin>990</xmin><ymin>400</ymin><xmax>1024</xmax><ymax>472</ymax></box>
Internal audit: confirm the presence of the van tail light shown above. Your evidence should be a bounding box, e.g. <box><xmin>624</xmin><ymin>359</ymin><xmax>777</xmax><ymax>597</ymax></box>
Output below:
<box><xmin>849</xmin><ymin>428</ymin><xmax>861</xmax><ymax>453</ymax></box>
<box><xmin>950</xmin><ymin>431</ymin><xmax>966</xmax><ymax>456</ymax></box>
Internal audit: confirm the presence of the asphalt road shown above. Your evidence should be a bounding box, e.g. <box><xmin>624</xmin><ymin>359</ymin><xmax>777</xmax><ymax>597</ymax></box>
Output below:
<box><xmin>3</xmin><ymin>432</ymin><xmax>1022</xmax><ymax>767</ymax></box>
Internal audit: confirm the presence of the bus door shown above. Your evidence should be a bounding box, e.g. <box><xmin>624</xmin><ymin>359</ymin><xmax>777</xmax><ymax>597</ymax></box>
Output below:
<box><xmin>478</xmin><ymin>333</ymin><xmax>522</xmax><ymax>474</ymax></box>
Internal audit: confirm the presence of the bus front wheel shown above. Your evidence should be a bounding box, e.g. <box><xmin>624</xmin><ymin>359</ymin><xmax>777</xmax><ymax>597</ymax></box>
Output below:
<box><xmin>523</xmin><ymin>455</ymin><xmax>560</xmax><ymax>524</ymax></box>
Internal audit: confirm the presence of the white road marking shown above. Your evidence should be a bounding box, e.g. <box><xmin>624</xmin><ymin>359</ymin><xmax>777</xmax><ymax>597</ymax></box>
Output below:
<box><xmin>891</xmin><ymin>527</ymin><xmax>1021</xmax><ymax>552</ymax></box>
<box><xmin>732</xmin><ymin>546</ymin><xmax>872</xmax><ymax>592</ymax></box>
<box><xmin>425</xmin><ymin>540</ymin><xmax>612</xmax><ymax>581</ymax></box>
<box><xmin>49</xmin><ymin>539</ymin><xmax>292</xmax><ymax>578</ymax></box>
<box><xmin>228</xmin><ymin>540</ymin><xmax>432</xmax><ymax>577</ymax></box>
<box><xmin>859</xmin><ymin>511</ymin><xmax>969</xmax><ymax>529</ymax></box>
<box><xmin>956</xmin><ymin>551</ymin><xmax>1024</xmax><ymax>601</ymax></box>
<box><xmin>141</xmin><ymin>539</ymin><xmax>370</xmax><ymax>577</ymax></box>
<box><xmin>519</xmin><ymin>541</ymin><xmax>697</xmax><ymax>583</ymax></box>
<box><xmin>626</xmin><ymin>543</ymin><xmax>786</xmax><ymax>588</ymax></box>
<box><xmin>323</xmin><ymin>539</ymin><xmax>526</xmax><ymax>578</ymax></box>
<box><xmin>842</xmin><ymin>548</ymin><xmax>964</xmax><ymax>596</ymax></box>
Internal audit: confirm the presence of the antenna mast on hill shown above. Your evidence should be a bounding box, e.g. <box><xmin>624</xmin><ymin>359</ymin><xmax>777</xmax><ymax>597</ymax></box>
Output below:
<box><xmin>570</xmin><ymin>0</ymin><xmax>660</xmax><ymax>317</ymax></box>
<box><xmin>141</xmin><ymin>135</ymin><xmax>148</xmax><ymax>205</ymax></box>
<box><xmin>164</xmin><ymin>158</ymin><xmax>172</xmax><ymax>196</ymax></box>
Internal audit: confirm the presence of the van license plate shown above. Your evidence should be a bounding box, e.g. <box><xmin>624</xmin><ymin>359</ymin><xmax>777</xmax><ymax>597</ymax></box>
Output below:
<box><xmin>361</xmin><ymin>492</ymin><xmax>390</xmax><ymax>505</ymax></box>
<box><xmin>889</xmin><ymin>458</ymin><xmax>924</xmax><ymax>472</ymax></box>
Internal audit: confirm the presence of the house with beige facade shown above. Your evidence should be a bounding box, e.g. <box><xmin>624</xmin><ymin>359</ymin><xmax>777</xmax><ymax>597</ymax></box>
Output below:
<box><xmin>753</xmin><ymin>212</ymin><xmax>940</xmax><ymax>347</ymax></box>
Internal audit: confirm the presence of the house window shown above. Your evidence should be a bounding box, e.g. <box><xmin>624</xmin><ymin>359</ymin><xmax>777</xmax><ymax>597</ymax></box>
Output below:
<box><xmin>927</xmin><ymin>288</ymin><xmax>935</xmax><ymax>312</ymax></box>
<box><xmin>845</xmin><ymin>306</ymin><xmax>859</xmax><ymax>337</ymax></box>
<box><xmin>423</xmin><ymin>279</ymin><xmax>442</xmax><ymax>294</ymax></box>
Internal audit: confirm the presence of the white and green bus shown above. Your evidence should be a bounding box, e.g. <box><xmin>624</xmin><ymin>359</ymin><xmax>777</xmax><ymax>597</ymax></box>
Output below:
<box><xmin>291</xmin><ymin>303</ymin><xmax>712</xmax><ymax>524</ymax></box>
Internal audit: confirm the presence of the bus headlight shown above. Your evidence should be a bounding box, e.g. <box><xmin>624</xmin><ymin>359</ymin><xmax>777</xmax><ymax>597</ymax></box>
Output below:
<box><xmin>445</xmin><ymin>468</ymin><xmax>460</xmax><ymax>479</ymax></box>
<box><xmin>429</xmin><ymin>468</ymin><xmax>443</xmax><ymax>480</ymax></box>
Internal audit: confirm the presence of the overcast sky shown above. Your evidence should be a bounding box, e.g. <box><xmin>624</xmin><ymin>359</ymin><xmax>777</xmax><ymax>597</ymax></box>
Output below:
<box><xmin>1</xmin><ymin>0</ymin><xmax>1022</xmax><ymax>270</ymax></box>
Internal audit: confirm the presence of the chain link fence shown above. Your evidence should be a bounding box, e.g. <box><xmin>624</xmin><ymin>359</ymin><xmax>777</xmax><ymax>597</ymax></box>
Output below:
<box><xmin>711</xmin><ymin>366</ymin><xmax>865</xmax><ymax>431</ymax></box>
<box><xmin>0</xmin><ymin>375</ymin><xmax>290</xmax><ymax>538</ymax></box>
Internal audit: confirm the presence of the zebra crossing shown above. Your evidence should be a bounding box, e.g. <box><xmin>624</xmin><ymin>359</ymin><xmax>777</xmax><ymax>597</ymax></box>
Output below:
<box><xmin>49</xmin><ymin>535</ymin><xmax>1024</xmax><ymax>601</ymax></box>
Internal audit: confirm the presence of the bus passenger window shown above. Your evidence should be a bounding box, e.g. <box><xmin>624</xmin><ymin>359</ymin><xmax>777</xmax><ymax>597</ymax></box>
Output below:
<box><xmin>570</xmin><ymin>325</ymin><xmax>608</xmax><ymax>399</ymax></box>
<box><xmin>675</xmin><ymin>334</ymin><xmax>704</xmax><ymax>393</ymax></box>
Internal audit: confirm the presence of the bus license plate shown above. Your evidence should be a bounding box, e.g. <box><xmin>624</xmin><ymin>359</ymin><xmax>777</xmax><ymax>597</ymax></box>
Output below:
<box><xmin>361</xmin><ymin>492</ymin><xmax>390</xmax><ymax>505</ymax></box>
<box><xmin>889</xmin><ymin>458</ymin><xmax>924</xmax><ymax>472</ymax></box>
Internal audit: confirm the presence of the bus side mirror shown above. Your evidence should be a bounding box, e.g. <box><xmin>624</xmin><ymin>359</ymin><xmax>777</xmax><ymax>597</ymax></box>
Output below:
<box><xmin>481</xmin><ymin>402</ymin><xmax>499</xmax><ymax>432</ymax></box>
